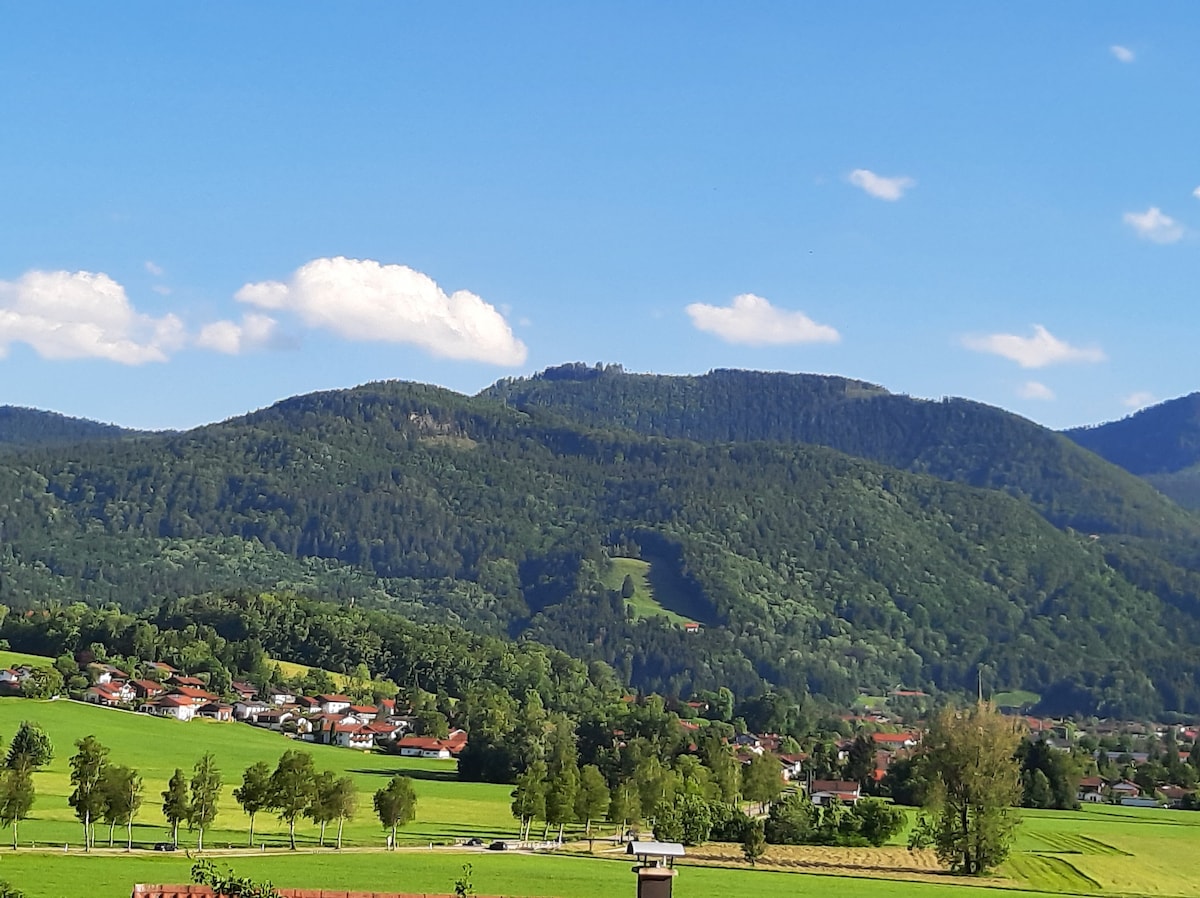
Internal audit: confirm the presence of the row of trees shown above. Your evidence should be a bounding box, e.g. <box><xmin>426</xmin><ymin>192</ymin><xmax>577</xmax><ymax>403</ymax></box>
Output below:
<box><xmin>65</xmin><ymin>737</ymin><xmax>418</xmax><ymax>851</ymax></box>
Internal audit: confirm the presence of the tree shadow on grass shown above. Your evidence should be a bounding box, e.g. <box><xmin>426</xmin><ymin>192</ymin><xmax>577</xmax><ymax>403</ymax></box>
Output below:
<box><xmin>346</xmin><ymin>766</ymin><xmax>459</xmax><ymax>783</ymax></box>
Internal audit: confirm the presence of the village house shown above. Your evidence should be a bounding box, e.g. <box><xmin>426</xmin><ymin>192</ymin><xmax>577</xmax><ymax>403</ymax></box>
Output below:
<box><xmin>233</xmin><ymin>698</ymin><xmax>270</xmax><ymax>721</ymax></box>
<box><xmin>331</xmin><ymin>722</ymin><xmax>376</xmax><ymax>750</ymax></box>
<box><xmin>129</xmin><ymin>679</ymin><xmax>167</xmax><ymax>700</ymax></box>
<box><xmin>88</xmin><ymin>663</ymin><xmax>129</xmax><ymax>686</ymax></box>
<box><xmin>197</xmin><ymin>701</ymin><xmax>234</xmax><ymax>722</ymax></box>
<box><xmin>230</xmin><ymin>681</ymin><xmax>259</xmax><ymax>701</ymax></box>
<box><xmin>808</xmin><ymin>779</ymin><xmax>862</xmax><ymax>805</ymax></box>
<box><xmin>84</xmin><ymin>682</ymin><xmax>134</xmax><ymax>706</ymax></box>
<box><xmin>316</xmin><ymin>693</ymin><xmax>353</xmax><ymax>715</ymax></box>
<box><xmin>140</xmin><ymin>694</ymin><xmax>198</xmax><ymax>722</ymax></box>
<box><xmin>1077</xmin><ymin>776</ymin><xmax>1106</xmax><ymax>803</ymax></box>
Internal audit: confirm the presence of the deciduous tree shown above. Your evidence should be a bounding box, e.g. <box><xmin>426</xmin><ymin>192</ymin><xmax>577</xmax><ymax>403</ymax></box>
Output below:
<box><xmin>921</xmin><ymin>703</ymin><xmax>1022</xmax><ymax>874</ymax></box>
<box><xmin>68</xmin><ymin>735</ymin><xmax>109</xmax><ymax>850</ymax></box>
<box><xmin>269</xmin><ymin>749</ymin><xmax>316</xmax><ymax>850</ymax></box>
<box><xmin>0</xmin><ymin>759</ymin><xmax>35</xmax><ymax>850</ymax></box>
<box><xmin>233</xmin><ymin>761</ymin><xmax>273</xmax><ymax>847</ymax></box>
<box><xmin>374</xmin><ymin>775</ymin><xmax>417</xmax><ymax>849</ymax></box>
<box><xmin>188</xmin><ymin>753</ymin><xmax>223</xmax><ymax>852</ymax></box>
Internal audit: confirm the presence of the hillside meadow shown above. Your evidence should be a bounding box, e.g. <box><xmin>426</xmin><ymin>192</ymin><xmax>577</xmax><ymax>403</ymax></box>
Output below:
<box><xmin>0</xmin><ymin>698</ymin><xmax>518</xmax><ymax>849</ymax></box>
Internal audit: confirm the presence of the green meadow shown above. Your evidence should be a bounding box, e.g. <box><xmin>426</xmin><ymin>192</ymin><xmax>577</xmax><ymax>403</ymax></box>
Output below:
<box><xmin>0</xmin><ymin>650</ymin><xmax>55</xmax><ymax>671</ymax></box>
<box><xmin>0</xmin><ymin>698</ymin><xmax>517</xmax><ymax>852</ymax></box>
<box><xmin>602</xmin><ymin>558</ymin><xmax>697</xmax><ymax>627</ymax></box>
<box><xmin>0</xmin><ymin>699</ymin><xmax>1195</xmax><ymax>898</ymax></box>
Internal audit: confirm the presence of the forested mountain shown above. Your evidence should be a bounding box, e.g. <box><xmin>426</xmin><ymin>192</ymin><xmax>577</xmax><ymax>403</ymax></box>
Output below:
<box><xmin>483</xmin><ymin>365</ymin><xmax>1194</xmax><ymax>539</ymax></box>
<box><xmin>0</xmin><ymin>406</ymin><xmax>140</xmax><ymax>449</ymax></box>
<box><xmin>1065</xmin><ymin>393</ymin><xmax>1200</xmax><ymax>509</ymax></box>
<box><xmin>2</xmin><ymin>374</ymin><xmax>1200</xmax><ymax>716</ymax></box>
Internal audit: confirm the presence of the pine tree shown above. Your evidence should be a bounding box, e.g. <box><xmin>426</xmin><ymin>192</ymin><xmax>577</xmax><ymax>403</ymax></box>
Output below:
<box><xmin>742</xmin><ymin>818</ymin><xmax>766</xmax><ymax>866</ymax></box>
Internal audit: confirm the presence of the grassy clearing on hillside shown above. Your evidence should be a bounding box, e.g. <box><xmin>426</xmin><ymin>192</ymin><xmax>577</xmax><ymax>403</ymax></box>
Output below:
<box><xmin>602</xmin><ymin>558</ymin><xmax>691</xmax><ymax>626</ymax></box>
<box><xmin>853</xmin><ymin>695</ymin><xmax>889</xmax><ymax>711</ymax></box>
<box><xmin>269</xmin><ymin>659</ymin><xmax>352</xmax><ymax>688</ymax></box>
<box><xmin>991</xmin><ymin>690</ymin><xmax>1041</xmax><ymax>708</ymax></box>
<box><xmin>0</xmin><ymin>698</ymin><xmax>516</xmax><ymax>851</ymax></box>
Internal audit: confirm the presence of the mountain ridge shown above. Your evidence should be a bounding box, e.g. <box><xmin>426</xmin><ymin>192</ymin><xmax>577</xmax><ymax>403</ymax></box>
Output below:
<box><xmin>2</xmin><ymin>369</ymin><xmax>1199</xmax><ymax>716</ymax></box>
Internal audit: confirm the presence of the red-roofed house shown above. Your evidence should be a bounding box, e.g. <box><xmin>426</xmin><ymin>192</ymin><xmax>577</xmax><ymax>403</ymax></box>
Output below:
<box><xmin>230</xmin><ymin>681</ymin><xmax>258</xmax><ymax>700</ymax></box>
<box><xmin>140</xmin><ymin>695</ymin><xmax>198</xmax><ymax>722</ymax></box>
<box><xmin>332</xmin><ymin>723</ymin><xmax>376</xmax><ymax>750</ymax></box>
<box><xmin>168</xmin><ymin>674</ymin><xmax>207</xmax><ymax>689</ymax></box>
<box><xmin>85</xmin><ymin>682</ymin><xmax>133</xmax><ymax>706</ymax></box>
<box><xmin>169</xmin><ymin>686</ymin><xmax>218</xmax><ymax>706</ymax></box>
<box><xmin>872</xmin><ymin>732</ymin><xmax>920</xmax><ymax>750</ymax></box>
<box><xmin>129</xmin><ymin>679</ymin><xmax>167</xmax><ymax>700</ymax></box>
<box><xmin>809</xmin><ymin>780</ymin><xmax>861</xmax><ymax>805</ymax></box>
<box><xmin>197</xmin><ymin>702</ymin><xmax>233</xmax><ymax>722</ymax></box>
<box><xmin>395</xmin><ymin>735</ymin><xmax>459</xmax><ymax>759</ymax></box>
<box><xmin>316</xmin><ymin>694</ymin><xmax>352</xmax><ymax>715</ymax></box>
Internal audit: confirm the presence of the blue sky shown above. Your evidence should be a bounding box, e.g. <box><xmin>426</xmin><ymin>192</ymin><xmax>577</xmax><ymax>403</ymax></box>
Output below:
<box><xmin>1</xmin><ymin>3</ymin><xmax>1197</xmax><ymax>430</ymax></box>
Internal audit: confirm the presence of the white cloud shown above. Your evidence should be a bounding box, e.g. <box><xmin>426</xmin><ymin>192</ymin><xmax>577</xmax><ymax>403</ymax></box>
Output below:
<box><xmin>1192</xmin><ymin>186</ymin><xmax>1200</xmax><ymax>200</ymax></box>
<box><xmin>144</xmin><ymin>260</ymin><xmax>164</xmax><ymax>276</ymax></box>
<box><xmin>1018</xmin><ymin>381</ymin><xmax>1055</xmax><ymax>401</ymax></box>
<box><xmin>1123</xmin><ymin>206</ymin><xmax>1184</xmax><ymax>243</ymax></box>
<box><xmin>0</xmin><ymin>269</ymin><xmax>184</xmax><ymax>364</ymax></box>
<box><xmin>235</xmin><ymin>257</ymin><xmax>527</xmax><ymax>365</ymax></box>
<box><xmin>1110</xmin><ymin>45</ymin><xmax>1135</xmax><ymax>63</ymax></box>
<box><xmin>962</xmin><ymin>324</ymin><xmax>1106</xmax><ymax>369</ymax></box>
<box><xmin>848</xmin><ymin>169</ymin><xmax>915</xmax><ymax>201</ymax></box>
<box><xmin>196</xmin><ymin>313</ymin><xmax>281</xmax><ymax>355</ymax></box>
<box><xmin>1121</xmin><ymin>390</ymin><xmax>1156</xmax><ymax>410</ymax></box>
<box><xmin>685</xmin><ymin>293</ymin><xmax>840</xmax><ymax>345</ymax></box>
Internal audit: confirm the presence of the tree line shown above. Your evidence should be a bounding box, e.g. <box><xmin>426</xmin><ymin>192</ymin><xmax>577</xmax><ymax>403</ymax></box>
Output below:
<box><xmin>61</xmin><ymin>735</ymin><xmax>417</xmax><ymax>851</ymax></box>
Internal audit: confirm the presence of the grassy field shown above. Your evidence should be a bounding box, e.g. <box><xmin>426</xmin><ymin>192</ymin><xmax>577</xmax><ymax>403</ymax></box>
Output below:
<box><xmin>267</xmin><ymin>659</ymin><xmax>352</xmax><ymax>689</ymax></box>
<box><xmin>1004</xmin><ymin>805</ymin><xmax>1200</xmax><ymax>896</ymax></box>
<box><xmin>0</xmin><ymin>650</ymin><xmax>55</xmax><ymax>670</ymax></box>
<box><xmin>0</xmin><ymin>698</ymin><xmax>1196</xmax><ymax>898</ymax></box>
<box><xmin>602</xmin><ymin>558</ymin><xmax>697</xmax><ymax>627</ymax></box>
<box><xmin>0</xmin><ymin>848</ymin><xmax>1052</xmax><ymax>898</ymax></box>
<box><xmin>0</xmin><ymin>698</ymin><xmax>517</xmax><ymax>852</ymax></box>
<box><xmin>602</xmin><ymin>558</ymin><xmax>684</xmax><ymax>625</ymax></box>
<box><xmin>991</xmin><ymin>691</ymin><xmax>1041</xmax><ymax>709</ymax></box>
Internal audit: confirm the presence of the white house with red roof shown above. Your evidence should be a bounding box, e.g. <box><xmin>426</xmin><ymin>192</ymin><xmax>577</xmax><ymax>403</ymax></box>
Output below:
<box><xmin>140</xmin><ymin>695</ymin><xmax>198</xmax><ymax>721</ymax></box>
<box><xmin>808</xmin><ymin>780</ymin><xmax>861</xmax><ymax>805</ymax></box>
<box><xmin>316</xmin><ymin>694</ymin><xmax>353</xmax><ymax>715</ymax></box>
<box><xmin>85</xmin><ymin>682</ymin><xmax>134</xmax><ymax>706</ymax></box>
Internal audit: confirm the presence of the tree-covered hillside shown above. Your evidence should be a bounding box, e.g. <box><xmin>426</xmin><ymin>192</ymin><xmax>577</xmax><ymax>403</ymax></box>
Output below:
<box><xmin>0</xmin><ymin>406</ymin><xmax>140</xmax><ymax>449</ymax></box>
<box><xmin>1066</xmin><ymin>393</ymin><xmax>1200</xmax><ymax>509</ymax></box>
<box><xmin>484</xmin><ymin>364</ymin><xmax>1195</xmax><ymax>539</ymax></box>
<box><xmin>2</xmin><ymin>376</ymin><xmax>1200</xmax><ymax>716</ymax></box>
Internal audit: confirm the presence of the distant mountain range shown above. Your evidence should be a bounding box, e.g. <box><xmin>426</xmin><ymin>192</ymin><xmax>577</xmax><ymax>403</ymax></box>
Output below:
<box><xmin>2</xmin><ymin>366</ymin><xmax>1200</xmax><ymax>718</ymax></box>
<box><xmin>1065</xmin><ymin>393</ymin><xmax>1200</xmax><ymax>509</ymax></box>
